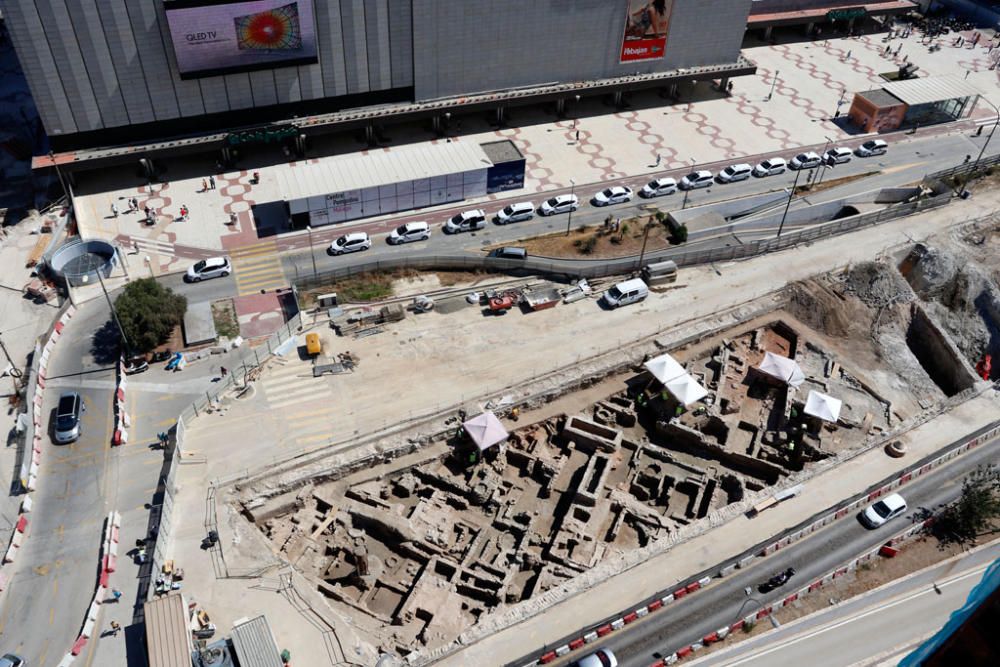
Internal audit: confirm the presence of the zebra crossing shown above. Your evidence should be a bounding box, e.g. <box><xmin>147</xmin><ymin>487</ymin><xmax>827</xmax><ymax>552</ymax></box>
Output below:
<box><xmin>259</xmin><ymin>360</ymin><xmax>338</xmax><ymax>447</ymax></box>
<box><xmin>131</xmin><ymin>236</ymin><xmax>177</xmax><ymax>258</ymax></box>
<box><xmin>230</xmin><ymin>241</ymin><xmax>287</xmax><ymax>296</ymax></box>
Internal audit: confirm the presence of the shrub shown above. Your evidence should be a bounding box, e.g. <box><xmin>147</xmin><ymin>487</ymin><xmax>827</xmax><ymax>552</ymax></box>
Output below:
<box><xmin>671</xmin><ymin>224</ymin><xmax>689</xmax><ymax>245</ymax></box>
<box><xmin>114</xmin><ymin>278</ymin><xmax>187</xmax><ymax>353</ymax></box>
<box><xmin>580</xmin><ymin>237</ymin><xmax>598</xmax><ymax>255</ymax></box>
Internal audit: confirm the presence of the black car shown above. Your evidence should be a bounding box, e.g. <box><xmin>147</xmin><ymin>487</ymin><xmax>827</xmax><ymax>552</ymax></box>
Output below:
<box><xmin>123</xmin><ymin>354</ymin><xmax>149</xmax><ymax>375</ymax></box>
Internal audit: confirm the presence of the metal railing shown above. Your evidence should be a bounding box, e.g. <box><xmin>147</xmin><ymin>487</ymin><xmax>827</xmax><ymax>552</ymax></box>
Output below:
<box><xmin>926</xmin><ymin>153</ymin><xmax>1000</xmax><ymax>182</ymax></box>
<box><xmin>292</xmin><ymin>195</ymin><xmax>952</xmax><ymax>291</ymax></box>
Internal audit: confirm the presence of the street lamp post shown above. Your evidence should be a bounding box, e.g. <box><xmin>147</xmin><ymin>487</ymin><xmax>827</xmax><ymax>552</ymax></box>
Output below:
<box><xmin>777</xmin><ymin>166</ymin><xmax>804</xmax><ymax>238</ymax></box>
<box><xmin>564</xmin><ymin>179</ymin><xmax>577</xmax><ymax>236</ymax></box>
<box><xmin>972</xmin><ymin>97</ymin><xmax>1000</xmax><ymax>171</ymax></box>
<box><xmin>637</xmin><ymin>216</ymin><xmax>655</xmax><ymax>272</ymax></box>
<box><xmin>814</xmin><ymin>136</ymin><xmax>834</xmax><ymax>188</ymax></box>
<box><xmin>306</xmin><ymin>225</ymin><xmax>318</xmax><ymax>279</ymax></box>
<box><xmin>766</xmin><ymin>70</ymin><xmax>779</xmax><ymax>101</ymax></box>
<box><xmin>84</xmin><ymin>270</ymin><xmax>131</xmax><ymax>352</ymax></box>
<box><xmin>681</xmin><ymin>158</ymin><xmax>696</xmax><ymax>210</ymax></box>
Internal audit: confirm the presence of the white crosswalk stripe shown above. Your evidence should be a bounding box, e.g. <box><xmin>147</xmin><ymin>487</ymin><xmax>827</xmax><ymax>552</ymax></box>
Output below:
<box><xmin>259</xmin><ymin>362</ymin><xmax>325</xmax><ymax>409</ymax></box>
<box><xmin>132</xmin><ymin>237</ymin><xmax>177</xmax><ymax>258</ymax></box>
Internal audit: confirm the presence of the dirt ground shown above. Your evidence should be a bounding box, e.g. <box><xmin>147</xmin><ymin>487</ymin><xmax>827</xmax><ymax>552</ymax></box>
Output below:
<box><xmin>504</xmin><ymin>217</ymin><xmax>673</xmax><ymax>259</ymax></box>
<box><xmin>699</xmin><ymin>533</ymin><xmax>988</xmax><ymax>656</ymax></box>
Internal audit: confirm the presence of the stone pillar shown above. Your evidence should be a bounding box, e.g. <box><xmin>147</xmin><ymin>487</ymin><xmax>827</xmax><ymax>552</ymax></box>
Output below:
<box><xmin>805</xmin><ymin>21</ymin><xmax>815</xmax><ymax>35</ymax></box>
<box><xmin>556</xmin><ymin>98</ymin><xmax>566</xmax><ymax>118</ymax></box>
<box><xmin>764</xmin><ymin>25</ymin><xmax>773</xmax><ymax>41</ymax></box>
<box><xmin>613</xmin><ymin>90</ymin><xmax>624</xmax><ymax>108</ymax></box>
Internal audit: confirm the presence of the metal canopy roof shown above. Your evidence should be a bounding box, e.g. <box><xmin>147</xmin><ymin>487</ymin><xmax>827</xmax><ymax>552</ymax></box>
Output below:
<box><xmin>882</xmin><ymin>77</ymin><xmax>981</xmax><ymax>106</ymax></box>
<box><xmin>231</xmin><ymin>615</ymin><xmax>284</xmax><ymax>667</ymax></box>
<box><xmin>144</xmin><ymin>593</ymin><xmax>192</xmax><ymax>667</ymax></box>
<box><xmin>275</xmin><ymin>140</ymin><xmax>493</xmax><ymax>203</ymax></box>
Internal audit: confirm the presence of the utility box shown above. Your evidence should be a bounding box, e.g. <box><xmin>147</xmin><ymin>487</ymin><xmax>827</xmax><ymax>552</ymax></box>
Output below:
<box><xmin>642</xmin><ymin>260</ymin><xmax>678</xmax><ymax>286</ymax></box>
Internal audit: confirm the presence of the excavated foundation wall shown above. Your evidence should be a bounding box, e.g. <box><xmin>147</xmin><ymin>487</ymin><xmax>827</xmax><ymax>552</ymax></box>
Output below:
<box><xmin>906</xmin><ymin>303</ymin><xmax>978</xmax><ymax>396</ymax></box>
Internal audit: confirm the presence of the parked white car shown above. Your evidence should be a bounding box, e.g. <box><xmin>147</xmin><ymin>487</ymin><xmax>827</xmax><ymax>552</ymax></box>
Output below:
<box><xmin>823</xmin><ymin>146</ymin><xmax>853</xmax><ymax>165</ymax></box>
<box><xmin>789</xmin><ymin>151</ymin><xmax>822</xmax><ymax>169</ymax></box>
<box><xmin>753</xmin><ymin>157</ymin><xmax>787</xmax><ymax>177</ymax></box>
<box><xmin>856</xmin><ymin>139</ymin><xmax>888</xmax><ymax>157</ymax></box>
<box><xmin>539</xmin><ymin>194</ymin><xmax>580</xmax><ymax>216</ymax></box>
<box><xmin>860</xmin><ymin>493</ymin><xmax>907</xmax><ymax>528</ymax></box>
<box><xmin>640</xmin><ymin>177</ymin><xmax>678</xmax><ymax>198</ymax></box>
<box><xmin>388</xmin><ymin>221</ymin><xmax>430</xmax><ymax>245</ymax></box>
<box><xmin>328</xmin><ymin>232</ymin><xmax>372</xmax><ymax>255</ymax></box>
<box><xmin>444</xmin><ymin>209</ymin><xmax>487</xmax><ymax>233</ymax></box>
<box><xmin>592</xmin><ymin>185</ymin><xmax>634</xmax><ymax>206</ymax></box>
<box><xmin>185</xmin><ymin>256</ymin><xmax>231</xmax><ymax>282</ymax></box>
<box><xmin>495</xmin><ymin>201</ymin><xmax>535</xmax><ymax>224</ymax></box>
<box><xmin>679</xmin><ymin>170</ymin><xmax>713</xmax><ymax>190</ymax></box>
<box><xmin>716</xmin><ymin>163</ymin><xmax>753</xmax><ymax>183</ymax></box>
<box><xmin>577</xmin><ymin>648</ymin><xmax>618</xmax><ymax>667</ymax></box>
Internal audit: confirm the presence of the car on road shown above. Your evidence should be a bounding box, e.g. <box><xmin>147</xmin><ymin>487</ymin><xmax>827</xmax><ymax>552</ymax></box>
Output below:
<box><xmin>539</xmin><ymin>194</ymin><xmax>580</xmax><ymax>216</ymax></box>
<box><xmin>753</xmin><ymin>157</ymin><xmax>787</xmax><ymax>177</ymax></box>
<box><xmin>54</xmin><ymin>391</ymin><xmax>83</xmax><ymax>444</ymax></box>
<box><xmin>123</xmin><ymin>354</ymin><xmax>149</xmax><ymax>375</ymax></box>
<box><xmin>328</xmin><ymin>232</ymin><xmax>372</xmax><ymax>255</ymax></box>
<box><xmin>388</xmin><ymin>221</ymin><xmax>431</xmax><ymax>245</ymax></box>
<box><xmin>716</xmin><ymin>163</ymin><xmax>753</xmax><ymax>183</ymax></box>
<box><xmin>0</xmin><ymin>654</ymin><xmax>24</xmax><ymax>667</ymax></box>
<box><xmin>860</xmin><ymin>493</ymin><xmax>907</xmax><ymax>528</ymax></box>
<box><xmin>444</xmin><ymin>209</ymin><xmax>487</xmax><ymax>233</ymax></box>
<box><xmin>790</xmin><ymin>151</ymin><xmax>822</xmax><ymax>169</ymax></box>
<box><xmin>592</xmin><ymin>185</ymin><xmax>634</xmax><ymax>206</ymax></box>
<box><xmin>576</xmin><ymin>648</ymin><xmax>618</xmax><ymax>667</ymax></box>
<box><xmin>679</xmin><ymin>170</ymin><xmax>714</xmax><ymax>190</ymax></box>
<box><xmin>495</xmin><ymin>201</ymin><xmax>535</xmax><ymax>224</ymax></box>
<box><xmin>185</xmin><ymin>256</ymin><xmax>231</xmax><ymax>282</ymax></box>
<box><xmin>640</xmin><ymin>177</ymin><xmax>677</xmax><ymax>198</ymax></box>
<box><xmin>488</xmin><ymin>246</ymin><xmax>528</xmax><ymax>260</ymax></box>
<box><xmin>823</xmin><ymin>146</ymin><xmax>853</xmax><ymax>165</ymax></box>
<box><xmin>856</xmin><ymin>139</ymin><xmax>888</xmax><ymax>157</ymax></box>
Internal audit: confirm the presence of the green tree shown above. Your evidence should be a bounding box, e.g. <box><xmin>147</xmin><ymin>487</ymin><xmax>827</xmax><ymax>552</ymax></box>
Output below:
<box><xmin>671</xmin><ymin>224</ymin><xmax>689</xmax><ymax>245</ymax></box>
<box><xmin>114</xmin><ymin>278</ymin><xmax>187</xmax><ymax>353</ymax></box>
<box><xmin>935</xmin><ymin>464</ymin><xmax>1000</xmax><ymax>545</ymax></box>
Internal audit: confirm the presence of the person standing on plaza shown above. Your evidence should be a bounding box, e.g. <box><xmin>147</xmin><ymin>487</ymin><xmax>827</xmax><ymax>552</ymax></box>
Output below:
<box><xmin>209</xmin><ymin>175</ymin><xmax>216</xmax><ymax>190</ymax></box>
<box><xmin>655</xmin><ymin>154</ymin><xmax>661</xmax><ymax>167</ymax></box>
<box><xmin>202</xmin><ymin>178</ymin><xmax>208</xmax><ymax>192</ymax></box>
<box><xmin>111</xmin><ymin>202</ymin><xmax>118</xmax><ymax>218</ymax></box>
<box><xmin>110</xmin><ymin>621</ymin><xmax>121</xmax><ymax>636</ymax></box>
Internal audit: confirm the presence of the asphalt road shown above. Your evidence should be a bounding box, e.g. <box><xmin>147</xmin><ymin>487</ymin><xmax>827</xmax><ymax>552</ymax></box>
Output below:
<box><xmin>683</xmin><ymin>541</ymin><xmax>1000</xmax><ymax>667</ymax></box>
<box><xmin>0</xmin><ymin>276</ymin><xmax>241</xmax><ymax>666</ymax></box>
<box><xmin>546</xmin><ymin>437</ymin><xmax>1000</xmax><ymax>667</ymax></box>
<box><xmin>277</xmin><ymin>128</ymin><xmax>990</xmax><ymax>280</ymax></box>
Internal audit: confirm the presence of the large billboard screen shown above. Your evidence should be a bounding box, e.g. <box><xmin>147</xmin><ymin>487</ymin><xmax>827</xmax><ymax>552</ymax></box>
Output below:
<box><xmin>620</xmin><ymin>0</ymin><xmax>675</xmax><ymax>63</ymax></box>
<box><xmin>164</xmin><ymin>0</ymin><xmax>317</xmax><ymax>79</ymax></box>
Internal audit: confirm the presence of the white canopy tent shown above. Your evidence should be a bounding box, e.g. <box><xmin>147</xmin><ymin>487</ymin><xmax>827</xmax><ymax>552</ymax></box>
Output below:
<box><xmin>463</xmin><ymin>411</ymin><xmax>509</xmax><ymax>451</ymax></box>
<box><xmin>664</xmin><ymin>374</ymin><xmax>709</xmax><ymax>406</ymax></box>
<box><xmin>757</xmin><ymin>352</ymin><xmax>806</xmax><ymax>388</ymax></box>
<box><xmin>644</xmin><ymin>353</ymin><xmax>686</xmax><ymax>385</ymax></box>
<box><xmin>804</xmin><ymin>390</ymin><xmax>843</xmax><ymax>423</ymax></box>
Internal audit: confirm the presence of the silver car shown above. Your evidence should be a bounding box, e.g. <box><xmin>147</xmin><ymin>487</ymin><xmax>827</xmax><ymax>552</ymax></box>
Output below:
<box><xmin>185</xmin><ymin>256</ymin><xmax>231</xmax><ymax>282</ymax></box>
<box><xmin>54</xmin><ymin>392</ymin><xmax>83</xmax><ymax>444</ymax></box>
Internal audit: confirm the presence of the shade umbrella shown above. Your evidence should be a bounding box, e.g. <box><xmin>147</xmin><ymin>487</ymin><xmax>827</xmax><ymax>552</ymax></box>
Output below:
<box><xmin>644</xmin><ymin>353</ymin><xmax>686</xmax><ymax>384</ymax></box>
<box><xmin>757</xmin><ymin>351</ymin><xmax>806</xmax><ymax>388</ymax></box>
<box><xmin>664</xmin><ymin>373</ymin><xmax>709</xmax><ymax>406</ymax></box>
<box><xmin>804</xmin><ymin>390</ymin><xmax>842</xmax><ymax>422</ymax></box>
<box><xmin>462</xmin><ymin>411</ymin><xmax>509</xmax><ymax>451</ymax></box>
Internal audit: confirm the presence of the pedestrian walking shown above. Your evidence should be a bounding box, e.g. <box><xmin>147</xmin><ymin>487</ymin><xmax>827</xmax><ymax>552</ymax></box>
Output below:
<box><xmin>202</xmin><ymin>178</ymin><xmax>208</xmax><ymax>192</ymax></box>
<box><xmin>110</xmin><ymin>621</ymin><xmax>121</xmax><ymax>636</ymax></box>
<box><xmin>180</xmin><ymin>204</ymin><xmax>189</xmax><ymax>220</ymax></box>
<box><xmin>229</xmin><ymin>211</ymin><xmax>237</xmax><ymax>225</ymax></box>
<box><xmin>845</xmin><ymin>49</ymin><xmax>852</xmax><ymax>61</ymax></box>
<box><xmin>575</xmin><ymin>129</ymin><xmax>580</xmax><ymax>143</ymax></box>
<box><xmin>252</xmin><ymin>170</ymin><xmax>260</xmax><ymax>184</ymax></box>
<box><xmin>111</xmin><ymin>588</ymin><xmax>122</xmax><ymax>602</ymax></box>
<box><xmin>209</xmin><ymin>175</ymin><xmax>216</xmax><ymax>190</ymax></box>
<box><xmin>220</xmin><ymin>366</ymin><xmax>228</xmax><ymax>378</ymax></box>
<box><xmin>895</xmin><ymin>43</ymin><xmax>902</xmax><ymax>55</ymax></box>
<box><xmin>111</xmin><ymin>203</ymin><xmax>118</xmax><ymax>218</ymax></box>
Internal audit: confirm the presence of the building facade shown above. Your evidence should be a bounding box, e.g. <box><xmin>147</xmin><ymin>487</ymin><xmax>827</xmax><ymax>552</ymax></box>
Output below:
<box><xmin>1</xmin><ymin>0</ymin><xmax>753</xmax><ymax>159</ymax></box>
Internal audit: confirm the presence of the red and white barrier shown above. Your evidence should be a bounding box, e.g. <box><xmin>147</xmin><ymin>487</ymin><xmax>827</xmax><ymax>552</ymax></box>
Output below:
<box><xmin>112</xmin><ymin>361</ymin><xmax>130</xmax><ymax>446</ymax></box>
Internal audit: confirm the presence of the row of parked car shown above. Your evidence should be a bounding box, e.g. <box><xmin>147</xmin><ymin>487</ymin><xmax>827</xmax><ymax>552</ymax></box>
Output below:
<box><xmin>182</xmin><ymin>139</ymin><xmax>891</xmax><ymax>280</ymax></box>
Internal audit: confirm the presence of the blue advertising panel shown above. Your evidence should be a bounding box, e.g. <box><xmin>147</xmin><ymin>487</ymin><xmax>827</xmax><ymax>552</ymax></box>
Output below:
<box><xmin>487</xmin><ymin>160</ymin><xmax>526</xmax><ymax>194</ymax></box>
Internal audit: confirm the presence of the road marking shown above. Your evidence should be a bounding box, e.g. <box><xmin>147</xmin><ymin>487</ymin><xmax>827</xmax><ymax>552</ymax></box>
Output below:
<box><xmin>715</xmin><ymin>562</ymin><xmax>992</xmax><ymax>666</ymax></box>
<box><xmin>49</xmin><ymin>607</ymin><xmax>54</xmax><ymax>625</ymax></box>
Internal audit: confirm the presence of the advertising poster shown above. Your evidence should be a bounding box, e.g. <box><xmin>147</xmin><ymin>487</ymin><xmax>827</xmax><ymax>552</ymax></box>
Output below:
<box><xmin>164</xmin><ymin>0</ymin><xmax>318</xmax><ymax>79</ymax></box>
<box><xmin>620</xmin><ymin>0</ymin><xmax>675</xmax><ymax>63</ymax></box>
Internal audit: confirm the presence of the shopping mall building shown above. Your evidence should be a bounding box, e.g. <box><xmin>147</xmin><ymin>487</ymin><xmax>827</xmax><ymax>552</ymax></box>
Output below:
<box><xmin>1</xmin><ymin>0</ymin><xmax>757</xmax><ymax>173</ymax></box>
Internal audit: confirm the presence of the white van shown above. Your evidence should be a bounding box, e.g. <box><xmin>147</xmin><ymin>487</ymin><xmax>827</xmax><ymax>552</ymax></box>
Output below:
<box><xmin>716</xmin><ymin>163</ymin><xmax>753</xmax><ymax>183</ymax></box>
<box><xmin>496</xmin><ymin>201</ymin><xmax>535</xmax><ymax>224</ymax></box>
<box><xmin>603</xmin><ymin>278</ymin><xmax>648</xmax><ymax>308</ymax></box>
